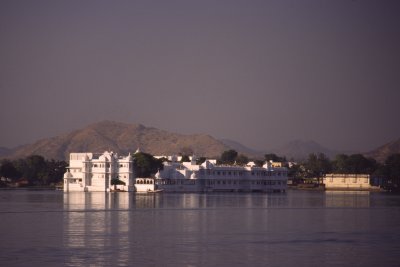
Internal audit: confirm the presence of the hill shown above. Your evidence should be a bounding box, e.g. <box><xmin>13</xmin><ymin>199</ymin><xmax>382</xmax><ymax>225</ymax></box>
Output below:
<box><xmin>0</xmin><ymin>147</ymin><xmax>12</xmax><ymax>157</ymax></box>
<box><xmin>364</xmin><ymin>138</ymin><xmax>400</xmax><ymax>163</ymax></box>
<box><xmin>5</xmin><ymin>121</ymin><xmax>230</xmax><ymax>161</ymax></box>
<box><xmin>219</xmin><ymin>139</ymin><xmax>263</xmax><ymax>158</ymax></box>
<box><xmin>270</xmin><ymin>140</ymin><xmax>339</xmax><ymax>161</ymax></box>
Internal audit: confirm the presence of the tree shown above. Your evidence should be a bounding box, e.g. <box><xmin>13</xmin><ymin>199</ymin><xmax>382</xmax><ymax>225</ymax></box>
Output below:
<box><xmin>44</xmin><ymin>160</ymin><xmax>68</xmax><ymax>185</ymax></box>
<box><xmin>133</xmin><ymin>152</ymin><xmax>164</xmax><ymax>177</ymax></box>
<box><xmin>219</xmin><ymin>150</ymin><xmax>238</xmax><ymax>165</ymax></box>
<box><xmin>0</xmin><ymin>159</ymin><xmax>20</xmax><ymax>180</ymax></box>
<box><xmin>254</xmin><ymin>159</ymin><xmax>264</xmax><ymax>167</ymax></box>
<box><xmin>196</xmin><ymin>157</ymin><xmax>207</xmax><ymax>165</ymax></box>
<box><xmin>111</xmin><ymin>177</ymin><xmax>126</xmax><ymax>191</ymax></box>
<box><xmin>287</xmin><ymin>164</ymin><xmax>306</xmax><ymax>182</ymax></box>
<box><xmin>304</xmin><ymin>153</ymin><xmax>331</xmax><ymax>184</ymax></box>
<box><xmin>1</xmin><ymin>156</ymin><xmax>66</xmax><ymax>186</ymax></box>
<box><xmin>180</xmin><ymin>146</ymin><xmax>194</xmax><ymax>157</ymax></box>
<box><xmin>13</xmin><ymin>155</ymin><xmax>47</xmax><ymax>185</ymax></box>
<box><xmin>180</xmin><ymin>155</ymin><xmax>190</xmax><ymax>162</ymax></box>
<box><xmin>347</xmin><ymin>154</ymin><xmax>377</xmax><ymax>174</ymax></box>
<box><xmin>385</xmin><ymin>153</ymin><xmax>400</xmax><ymax>186</ymax></box>
<box><xmin>332</xmin><ymin>154</ymin><xmax>377</xmax><ymax>174</ymax></box>
<box><xmin>264</xmin><ymin>153</ymin><xmax>279</xmax><ymax>162</ymax></box>
<box><xmin>264</xmin><ymin>153</ymin><xmax>286</xmax><ymax>162</ymax></box>
<box><xmin>332</xmin><ymin>154</ymin><xmax>349</xmax><ymax>173</ymax></box>
<box><xmin>235</xmin><ymin>154</ymin><xmax>249</xmax><ymax>166</ymax></box>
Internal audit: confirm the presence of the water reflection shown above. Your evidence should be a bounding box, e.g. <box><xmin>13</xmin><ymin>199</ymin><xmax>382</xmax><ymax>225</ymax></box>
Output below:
<box><xmin>63</xmin><ymin>192</ymin><xmax>132</xmax><ymax>266</ymax></box>
<box><xmin>324</xmin><ymin>191</ymin><xmax>370</xmax><ymax>208</ymax></box>
<box><xmin>150</xmin><ymin>193</ymin><xmax>289</xmax><ymax>209</ymax></box>
<box><xmin>60</xmin><ymin>191</ymin><xmax>398</xmax><ymax>266</ymax></box>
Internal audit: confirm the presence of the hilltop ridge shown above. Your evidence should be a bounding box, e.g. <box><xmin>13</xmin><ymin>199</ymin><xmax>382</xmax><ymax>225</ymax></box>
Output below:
<box><xmin>4</xmin><ymin>121</ymin><xmax>229</xmax><ymax>160</ymax></box>
<box><xmin>364</xmin><ymin>138</ymin><xmax>400</xmax><ymax>163</ymax></box>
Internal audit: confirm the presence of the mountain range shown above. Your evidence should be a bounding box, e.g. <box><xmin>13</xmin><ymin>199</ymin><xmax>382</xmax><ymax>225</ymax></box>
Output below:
<box><xmin>364</xmin><ymin>138</ymin><xmax>400</xmax><ymax>163</ymax></box>
<box><xmin>1</xmin><ymin>121</ymin><xmax>399</xmax><ymax>162</ymax></box>
<box><xmin>269</xmin><ymin>140</ymin><xmax>356</xmax><ymax>161</ymax></box>
<box><xmin>0</xmin><ymin>147</ymin><xmax>11</xmax><ymax>157</ymax></box>
<box><xmin>2</xmin><ymin>121</ymin><xmax>229</xmax><ymax>160</ymax></box>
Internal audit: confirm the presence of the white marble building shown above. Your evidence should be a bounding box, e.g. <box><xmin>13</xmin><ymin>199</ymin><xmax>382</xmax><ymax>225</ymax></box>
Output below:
<box><xmin>63</xmin><ymin>151</ymin><xmax>134</xmax><ymax>192</ymax></box>
<box><xmin>153</xmin><ymin>158</ymin><xmax>288</xmax><ymax>193</ymax></box>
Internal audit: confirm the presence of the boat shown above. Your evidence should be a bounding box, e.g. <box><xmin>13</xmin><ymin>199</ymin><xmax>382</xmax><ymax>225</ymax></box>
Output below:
<box><xmin>147</xmin><ymin>189</ymin><xmax>164</xmax><ymax>193</ymax></box>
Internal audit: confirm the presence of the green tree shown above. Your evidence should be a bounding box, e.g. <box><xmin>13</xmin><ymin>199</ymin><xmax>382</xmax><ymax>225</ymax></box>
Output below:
<box><xmin>44</xmin><ymin>160</ymin><xmax>67</xmax><ymax>185</ymax></box>
<box><xmin>180</xmin><ymin>146</ymin><xmax>194</xmax><ymax>157</ymax></box>
<box><xmin>196</xmin><ymin>157</ymin><xmax>207</xmax><ymax>165</ymax></box>
<box><xmin>264</xmin><ymin>153</ymin><xmax>279</xmax><ymax>162</ymax></box>
<box><xmin>287</xmin><ymin>164</ymin><xmax>306</xmax><ymax>182</ymax></box>
<box><xmin>332</xmin><ymin>154</ymin><xmax>349</xmax><ymax>173</ymax></box>
<box><xmin>111</xmin><ymin>177</ymin><xmax>126</xmax><ymax>190</ymax></box>
<box><xmin>219</xmin><ymin>150</ymin><xmax>238</xmax><ymax>165</ymax></box>
<box><xmin>305</xmin><ymin>153</ymin><xmax>331</xmax><ymax>184</ymax></box>
<box><xmin>254</xmin><ymin>159</ymin><xmax>264</xmax><ymax>167</ymax></box>
<box><xmin>264</xmin><ymin>153</ymin><xmax>286</xmax><ymax>162</ymax></box>
<box><xmin>0</xmin><ymin>159</ymin><xmax>20</xmax><ymax>180</ymax></box>
<box><xmin>347</xmin><ymin>154</ymin><xmax>377</xmax><ymax>174</ymax></box>
<box><xmin>332</xmin><ymin>154</ymin><xmax>377</xmax><ymax>174</ymax></box>
<box><xmin>235</xmin><ymin>154</ymin><xmax>249</xmax><ymax>166</ymax></box>
<box><xmin>385</xmin><ymin>153</ymin><xmax>400</xmax><ymax>187</ymax></box>
<box><xmin>180</xmin><ymin>155</ymin><xmax>190</xmax><ymax>162</ymax></box>
<box><xmin>13</xmin><ymin>155</ymin><xmax>47</xmax><ymax>185</ymax></box>
<box><xmin>133</xmin><ymin>152</ymin><xmax>164</xmax><ymax>177</ymax></box>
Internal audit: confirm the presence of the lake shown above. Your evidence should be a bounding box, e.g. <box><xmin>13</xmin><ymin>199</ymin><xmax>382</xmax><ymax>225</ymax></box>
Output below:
<box><xmin>0</xmin><ymin>190</ymin><xmax>400</xmax><ymax>266</ymax></box>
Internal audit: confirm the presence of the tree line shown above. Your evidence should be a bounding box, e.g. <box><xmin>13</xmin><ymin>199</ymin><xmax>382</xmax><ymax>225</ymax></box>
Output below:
<box><xmin>215</xmin><ymin>149</ymin><xmax>400</xmax><ymax>189</ymax></box>
<box><xmin>285</xmin><ymin>152</ymin><xmax>400</xmax><ymax>190</ymax></box>
<box><xmin>1</xmin><ymin>150</ymin><xmax>399</xmax><ymax>191</ymax></box>
<box><xmin>0</xmin><ymin>155</ymin><xmax>67</xmax><ymax>187</ymax></box>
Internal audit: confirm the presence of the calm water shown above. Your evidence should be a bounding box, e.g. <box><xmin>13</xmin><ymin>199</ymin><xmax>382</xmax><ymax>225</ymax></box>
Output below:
<box><xmin>0</xmin><ymin>190</ymin><xmax>400</xmax><ymax>267</ymax></box>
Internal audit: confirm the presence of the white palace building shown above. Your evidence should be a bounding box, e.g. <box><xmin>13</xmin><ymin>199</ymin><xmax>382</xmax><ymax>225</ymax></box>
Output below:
<box><xmin>64</xmin><ymin>151</ymin><xmax>288</xmax><ymax>193</ymax></box>
<box><xmin>63</xmin><ymin>152</ymin><xmax>134</xmax><ymax>192</ymax></box>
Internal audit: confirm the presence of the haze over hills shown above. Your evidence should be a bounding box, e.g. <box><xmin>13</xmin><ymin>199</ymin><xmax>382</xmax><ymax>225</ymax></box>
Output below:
<box><xmin>3</xmin><ymin>121</ymin><xmax>230</xmax><ymax>161</ymax></box>
<box><xmin>1</xmin><ymin>120</ymin><xmax>399</xmax><ymax>162</ymax></box>
<box><xmin>219</xmin><ymin>139</ymin><xmax>264</xmax><ymax>158</ymax></box>
<box><xmin>364</xmin><ymin>138</ymin><xmax>400</xmax><ymax>163</ymax></box>
<box><xmin>0</xmin><ymin>147</ymin><xmax>12</xmax><ymax>157</ymax></box>
<box><xmin>269</xmin><ymin>140</ymin><xmax>342</xmax><ymax>161</ymax></box>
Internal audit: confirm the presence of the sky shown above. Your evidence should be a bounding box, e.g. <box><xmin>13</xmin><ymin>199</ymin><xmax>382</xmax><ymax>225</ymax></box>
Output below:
<box><xmin>1</xmin><ymin>0</ymin><xmax>400</xmax><ymax>152</ymax></box>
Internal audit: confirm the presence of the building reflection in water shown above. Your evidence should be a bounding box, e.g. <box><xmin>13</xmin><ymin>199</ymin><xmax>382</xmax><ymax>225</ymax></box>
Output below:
<box><xmin>63</xmin><ymin>192</ymin><xmax>323</xmax><ymax>266</ymax></box>
<box><xmin>324</xmin><ymin>191</ymin><xmax>370</xmax><ymax>208</ymax></box>
<box><xmin>63</xmin><ymin>192</ymin><xmax>132</xmax><ymax>266</ymax></box>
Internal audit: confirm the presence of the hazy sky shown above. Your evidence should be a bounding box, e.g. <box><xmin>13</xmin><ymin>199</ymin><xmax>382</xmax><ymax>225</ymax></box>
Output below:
<box><xmin>1</xmin><ymin>0</ymin><xmax>400</xmax><ymax>152</ymax></box>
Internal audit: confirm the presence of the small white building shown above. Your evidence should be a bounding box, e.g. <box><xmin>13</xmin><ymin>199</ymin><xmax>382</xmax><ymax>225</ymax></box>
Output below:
<box><xmin>323</xmin><ymin>174</ymin><xmax>373</xmax><ymax>190</ymax></box>
<box><xmin>63</xmin><ymin>151</ymin><xmax>134</xmax><ymax>192</ymax></box>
